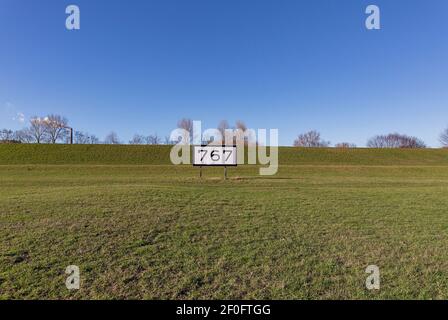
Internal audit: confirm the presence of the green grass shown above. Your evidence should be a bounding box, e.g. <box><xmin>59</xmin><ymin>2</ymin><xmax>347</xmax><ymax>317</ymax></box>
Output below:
<box><xmin>1</xmin><ymin>146</ymin><xmax>448</xmax><ymax>299</ymax></box>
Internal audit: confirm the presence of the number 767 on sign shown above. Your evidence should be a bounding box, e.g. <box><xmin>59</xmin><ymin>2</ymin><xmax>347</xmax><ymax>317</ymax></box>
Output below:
<box><xmin>193</xmin><ymin>146</ymin><xmax>237</xmax><ymax>166</ymax></box>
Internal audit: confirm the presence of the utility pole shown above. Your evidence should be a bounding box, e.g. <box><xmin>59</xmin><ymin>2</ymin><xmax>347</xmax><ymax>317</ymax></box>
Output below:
<box><xmin>64</xmin><ymin>126</ymin><xmax>73</xmax><ymax>144</ymax></box>
<box><xmin>69</xmin><ymin>127</ymin><xmax>73</xmax><ymax>144</ymax></box>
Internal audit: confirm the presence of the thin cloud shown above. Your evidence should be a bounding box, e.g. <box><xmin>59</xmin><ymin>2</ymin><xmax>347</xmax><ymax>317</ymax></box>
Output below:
<box><xmin>13</xmin><ymin>112</ymin><xmax>25</xmax><ymax>124</ymax></box>
<box><xmin>3</xmin><ymin>102</ymin><xmax>26</xmax><ymax>125</ymax></box>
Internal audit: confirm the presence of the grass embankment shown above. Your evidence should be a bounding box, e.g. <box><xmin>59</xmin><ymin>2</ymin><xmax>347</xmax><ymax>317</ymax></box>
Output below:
<box><xmin>1</xmin><ymin>144</ymin><xmax>448</xmax><ymax>165</ymax></box>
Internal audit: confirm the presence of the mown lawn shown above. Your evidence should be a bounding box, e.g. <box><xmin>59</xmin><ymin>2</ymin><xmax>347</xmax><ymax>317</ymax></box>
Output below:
<box><xmin>1</xmin><ymin>162</ymin><xmax>448</xmax><ymax>299</ymax></box>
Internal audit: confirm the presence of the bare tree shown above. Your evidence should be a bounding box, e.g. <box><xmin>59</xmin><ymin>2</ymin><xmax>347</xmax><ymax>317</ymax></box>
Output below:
<box><xmin>217</xmin><ymin>120</ymin><xmax>230</xmax><ymax>143</ymax></box>
<box><xmin>440</xmin><ymin>127</ymin><xmax>448</xmax><ymax>148</ymax></box>
<box><xmin>235</xmin><ymin>120</ymin><xmax>247</xmax><ymax>132</ymax></box>
<box><xmin>28</xmin><ymin>117</ymin><xmax>48</xmax><ymax>143</ymax></box>
<box><xmin>129</xmin><ymin>134</ymin><xmax>146</xmax><ymax>145</ymax></box>
<box><xmin>177</xmin><ymin>118</ymin><xmax>193</xmax><ymax>143</ymax></box>
<box><xmin>129</xmin><ymin>134</ymin><xmax>162</xmax><ymax>145</ymax></box>
<box><xmin>44</xmin><ymin>114</ymin><xmax>69</xmax><ymax>143</ymax></box>
<box><xmin>90</xmin><ymin>135</ymin><xmax>100</xmax><ymax>144</ymax></box>
<box><xmin>164</xmin><ymin>135</ymin><xmax>175</xmax><ymax>145</ymax></box>
<box><xmin>146</xmin><ymin>134</ymin><xmax>161</xmax><ymax>145</ymax></box>
<box><xmin>74</xmin><ymin>131</ymin><xmax>88</xmax><ymax>144</ymax></box>
<box><xmin>104</xmin><ymin>131</ymin><xmax>121</xmax><ymax>144</ymax></box>
<box><xmin>74</xmin><ymin>131</ymin><xmax>99</xmax><ymax>144</ymax></box>
<box><xmin>335</xmin><ymin>142</ymin><xmax>357</xmax><ymax>148</ymax></box>
<box><xmin>0</xmin><ymin>129</ymin><xmax>15</xmax><ymax>141</ymax></box>
<box><xmin>367</xmin><ymin>133</ymin><xmax>426</xmax><ymax>148</ymax></box>
<box><xmin>293</xmin><ymin>130</ymin><xmax>330</xmax><ymax>147</ymax></box>
<box><xmin>234</xmin><ymin>120</ymin><xmax>254</xmax><ymax>145</ymax></box>
<box><xmin>0</xmin><ymin>129</ymin><xmax>21</xmax><ymax>143</ymax></box>
<box><xmin>14</xmin><ymin>129</ymin><xmax>33</xmax><ymax>143</ymax></box>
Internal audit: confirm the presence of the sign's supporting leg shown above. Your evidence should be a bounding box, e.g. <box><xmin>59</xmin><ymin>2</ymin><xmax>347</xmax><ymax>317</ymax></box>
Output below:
<box><xmin>200</xmin><ymin>166</ymin><xmax>202</xmax><ymax>179</ymax></box>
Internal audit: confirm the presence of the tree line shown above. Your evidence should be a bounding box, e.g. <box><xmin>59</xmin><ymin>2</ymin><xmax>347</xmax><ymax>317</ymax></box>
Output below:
<box><xmin>0</xmin><ymin>114</ymin><xmax>177</xmax><ymax>145</ymax></box>
<box><xmin>293</xmin><ymin>130</ymin><xmax>447</xmax><ymax>148</ymax></box>
<box><xmin>1</xmin><ymin>115</ymin><xmax>67</xmax><ymax>143</ymax></box>
<box><xmin>1</xmin><ymin>114</ymin><xmax>448</xmax><ymax>148</ymax></box>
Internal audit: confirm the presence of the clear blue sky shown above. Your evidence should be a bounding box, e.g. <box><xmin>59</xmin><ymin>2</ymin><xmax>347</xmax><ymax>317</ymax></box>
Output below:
<box><xmin>1</xmin><ymin>0</ymin><xmax>448</xmax><ymax>146</ymax></box>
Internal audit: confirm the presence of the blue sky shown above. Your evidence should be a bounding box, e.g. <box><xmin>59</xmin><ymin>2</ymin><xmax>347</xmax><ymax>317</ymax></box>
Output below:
<box><xmin>1</xmin><ymin>0</ymin><xmax>448</xmax><ymax>146</ymax></box>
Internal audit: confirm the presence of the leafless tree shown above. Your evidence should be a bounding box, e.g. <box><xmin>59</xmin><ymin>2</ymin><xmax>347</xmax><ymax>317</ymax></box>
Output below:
<box><xmin>74</xmin><ymin>131</ymin><xmax>99</xmax><ymax>144</ymax></box>
<box><xmin>0</xmin><ymin>129</ymin><xmax>15</xmax><ymax>141</ymax></box>
<box><xmin>75</xmin><ymin>131</ymin><xmax>88</xmax><ymax>144</ymax></box>
<box><xmin>0</xmin><ymin>129</ymin><xmax>21</xmax><ymax>143</ymax></box>
<box><xmin>235</xmin><ymin>120</ymin><xmax>247</xmax><ymax>132</ymax></box>
<box><xmin>28</xmin><ymin>117</ymin><xmax>49</xmax><ymax>143</ymax></box>
<box><xmin>104</xmin><ymin>131</ymin><xmax>121</xmax><ymax>144</ymax></box>
<box><xmin>90</xmin><ymin>135</ymin><xmax>100</xmax><ymax>144</ymax></box>
<box><xmin>44</xmin><ymin>114</ymin><xmax>69</xmax><ymax>143</ymax></box>
<box><xmin>217</xmin><ymin>120</ymin><xmax>230</xmax><ymax>142</ymax></box>
<box><xmin>129</xmin><ymin>134</ymin><xmax>146</xmax><ymax>145</ymax></box>
<box><xmin>177</xmin><ymin>118</ymin><xmax>193</xmax><ymax>143</ymax></box>
<box><xmin>164</xmin><ymin>136</ymin><xmax>176</xmax><ymax>145</ymax></box>
<box><xmin>367</xmin><ymin>133</ymin><xmax>426</xmax><ymax>148</ymax></box>
<box><xmin>14</xmin><ymin>129</ymin><xmax>33</xmax><ymax>143</ymax></box>
<box><xmin>440</xmin><ymin>127</ymin><xmax>448</xmax><ymax>148</ymax></box>
<box><xmin>335</xmin><ymin>142</ymin><xmax>357</xmax><ymax>148</ymax></box>
<box><xmin>234</xmin><ymin>120</ymin><xmax>254</xmax><ymax>145</ymax></box>
<box><xmin>293</xmin><ymin>130</ymin><xmax>330</xmax><ymax>147</ymax></box>
<box><xmin>129</xmin><ymin>133</ymin><xmax>162</xmax><ymax>145</ymax></box>
<box><xmin>146</xmin><ymin>134</ymin><xmax>161</xmax><ymax>145</ymax></box>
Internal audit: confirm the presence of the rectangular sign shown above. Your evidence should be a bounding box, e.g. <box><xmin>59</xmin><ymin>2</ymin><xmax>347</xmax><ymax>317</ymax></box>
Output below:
<box><xmin>193</xmin><ymin>145</ymin><xmax>237</xmax><ymax>166</ymax></box>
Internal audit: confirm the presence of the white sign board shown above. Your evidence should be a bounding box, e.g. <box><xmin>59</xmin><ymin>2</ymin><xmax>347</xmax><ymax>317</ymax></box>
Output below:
<box><xmin>193</xmin><ymin>145</ymin><xmax>237</xmax><ymax>166</ymax></box>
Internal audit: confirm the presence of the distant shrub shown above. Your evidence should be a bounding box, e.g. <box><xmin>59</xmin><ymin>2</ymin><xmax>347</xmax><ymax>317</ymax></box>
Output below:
<box><xmin>293</xmin><ymin>131</ymin><xmax>330</xmax><ymax>147</ymax></box>
<box><xmin>367</xmin><ymin>133</ymin><xmax>426</xmax><ymax>148</ymax></box>
<box><xmin>335</xmin><ymin>142</ymin><xmax>356</xmax><ymax>148</ymax></box>
<box><xmin>440</xmin><ymin>127</ymin><xmax>448</xmax><ymax>148</ymax></box>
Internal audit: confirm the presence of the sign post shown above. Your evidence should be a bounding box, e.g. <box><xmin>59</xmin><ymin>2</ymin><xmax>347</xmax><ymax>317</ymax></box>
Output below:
<box><xmin>193</xmin><ymin>145</ymin><xmax>237</xmax><ymax>179</ymax></box>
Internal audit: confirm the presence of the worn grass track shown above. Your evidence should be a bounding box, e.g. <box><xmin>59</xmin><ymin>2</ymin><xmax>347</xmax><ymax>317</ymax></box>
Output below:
<box><xmin>1</xmin><ymin>158</ymin><xmax>448</xmax><ymax>299</ymax></box>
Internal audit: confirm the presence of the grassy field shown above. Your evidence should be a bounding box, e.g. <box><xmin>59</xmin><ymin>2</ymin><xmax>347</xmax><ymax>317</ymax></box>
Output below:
<box><xmin>1</xmin><ymin>145</ymin><xmax>448</xmax><ymax>299</ymax></box>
